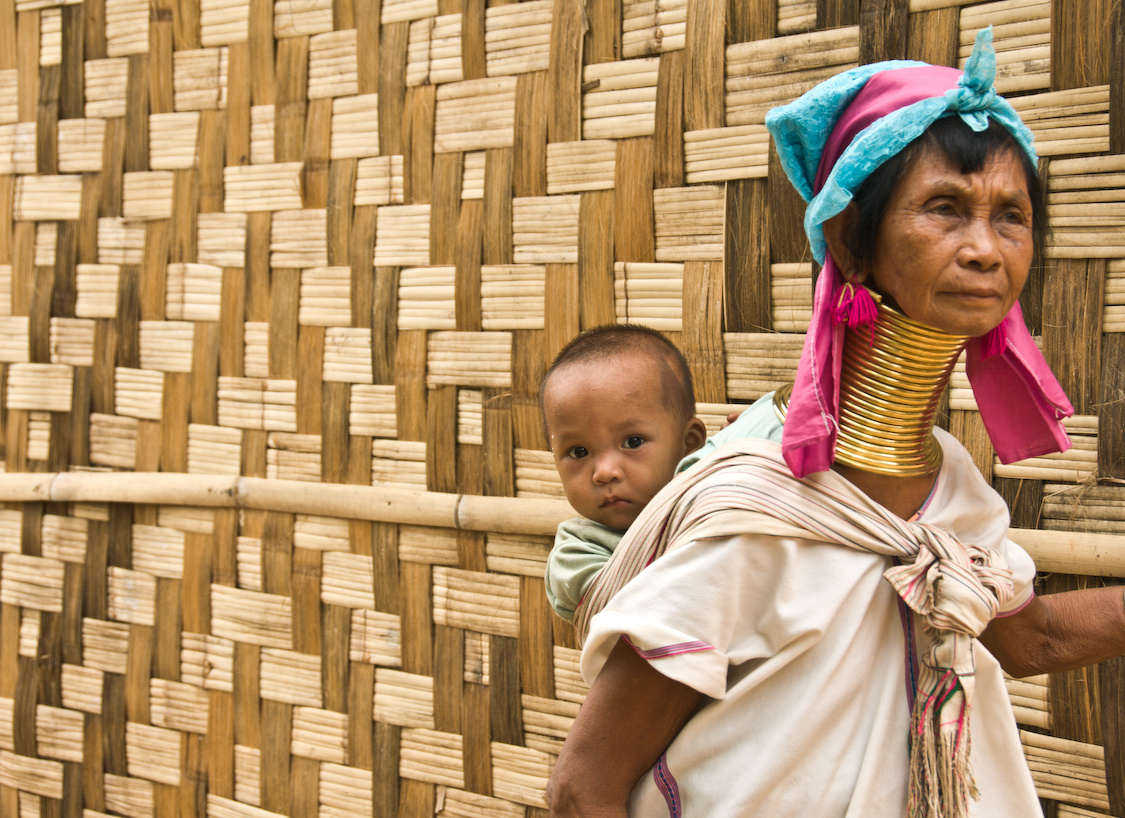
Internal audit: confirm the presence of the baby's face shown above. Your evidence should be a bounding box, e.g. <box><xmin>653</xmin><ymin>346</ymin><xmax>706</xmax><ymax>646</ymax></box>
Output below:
<box><xmin>543</xmin><ymin>355</ymin><xmax>696</xmax><ymax>531</ymax></box>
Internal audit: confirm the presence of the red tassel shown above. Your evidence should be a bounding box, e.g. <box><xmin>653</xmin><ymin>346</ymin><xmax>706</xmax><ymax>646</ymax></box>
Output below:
<box><xmin>980</xmin><ymin>320</ymin><xmax>1007</xmax><ymax>359</ymax></box>
<box><xmin>832</xmin><ymin>281</ymin><xmax>878</xmax><ymax>329</ymax></box>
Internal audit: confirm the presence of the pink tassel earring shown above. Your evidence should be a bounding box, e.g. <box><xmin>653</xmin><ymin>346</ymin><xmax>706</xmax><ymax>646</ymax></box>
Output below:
<box><xmin>831</xmin><ymin>279</ymin><xmax>878</xmax><ymax>330</ymax></box>
<box><xmin>980</xmin><ymin>319</ymin><xmax>1008</xmax><ymax>359</ymax></box>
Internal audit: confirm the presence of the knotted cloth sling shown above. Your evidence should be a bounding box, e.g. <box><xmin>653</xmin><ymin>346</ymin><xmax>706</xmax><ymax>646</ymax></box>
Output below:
<box><xmin>575</xmin><ymin>439</ymin><xmax>1015</xmax><ymax>818</ymax></box>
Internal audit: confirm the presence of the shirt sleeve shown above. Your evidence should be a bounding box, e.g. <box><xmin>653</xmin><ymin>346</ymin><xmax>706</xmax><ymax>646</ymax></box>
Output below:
<box><xmin>995</xmin><ymin>537</ymin><xmax>1036</xmax><ymax>616</ymax></box>
<box><xmin>545</xmin><ymin>518</ymin><xmax>623</xmax><ymax>623</ymax></box>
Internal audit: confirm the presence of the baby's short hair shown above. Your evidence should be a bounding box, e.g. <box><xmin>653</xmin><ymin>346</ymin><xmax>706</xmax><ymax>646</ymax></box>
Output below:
<box><xmin>540</xmin><ymin>324</ymin><xmax>696</xmax><ymax>426</ymax></box>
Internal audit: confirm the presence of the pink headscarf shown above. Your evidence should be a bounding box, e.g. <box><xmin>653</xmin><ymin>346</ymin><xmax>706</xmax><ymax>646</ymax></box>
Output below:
<box><xmin>771</xmin><ymin>57</ymin><xmax>1073</xmax><ymax>478</ymax></box>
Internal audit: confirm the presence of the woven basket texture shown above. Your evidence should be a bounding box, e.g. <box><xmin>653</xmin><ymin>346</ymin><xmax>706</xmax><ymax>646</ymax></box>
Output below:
<box><xmin>0</xmin><ymin>0</ymin><xmax>1123</xmax><ymax>814</ymax></box>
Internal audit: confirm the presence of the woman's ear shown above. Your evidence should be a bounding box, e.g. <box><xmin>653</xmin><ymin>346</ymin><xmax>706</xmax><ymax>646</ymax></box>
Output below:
<box><xmin>822</xmin><ymin>205</ymin><xmax>863</xmax><ymax>282</ymax></box>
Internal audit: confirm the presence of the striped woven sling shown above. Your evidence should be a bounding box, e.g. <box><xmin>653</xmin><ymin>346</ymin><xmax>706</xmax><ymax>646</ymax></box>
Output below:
<box><xmin>574</xmin><ymin>439</ymin><xmax>1015</xmax><ymax>818</ymax></box>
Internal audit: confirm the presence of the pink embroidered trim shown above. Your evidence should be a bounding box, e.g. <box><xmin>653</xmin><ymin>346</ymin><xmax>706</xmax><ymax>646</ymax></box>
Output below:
<box><xmin>623</xmin><ymin>634</ymin><xmax>714</xmax><ymax>660</ymax></box>
<box><xmin>653</xmin><ymin>753</ymin><xmax>682</xmax><ymax>818</ymax></box>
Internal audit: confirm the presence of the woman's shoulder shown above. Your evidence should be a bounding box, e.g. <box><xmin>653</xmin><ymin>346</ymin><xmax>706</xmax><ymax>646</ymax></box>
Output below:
<box><xmin>927</xmin><ymin>427</ymin><xmax>1011</xmax><ymax>547</ymax></box>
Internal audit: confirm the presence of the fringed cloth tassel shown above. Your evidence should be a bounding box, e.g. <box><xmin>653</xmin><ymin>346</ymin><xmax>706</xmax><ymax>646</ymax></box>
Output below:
<box><xmin>907</xmin><ymin>670</ymin><xmax>979</xmax><ymax>818</ymax></box>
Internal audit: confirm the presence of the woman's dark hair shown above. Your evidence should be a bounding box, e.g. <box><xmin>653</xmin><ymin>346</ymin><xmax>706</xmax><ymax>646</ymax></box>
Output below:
<box><xmin>844</xmin><ymin>116</ymin><xmax>1048</xmax><ymax>276</ymax></box>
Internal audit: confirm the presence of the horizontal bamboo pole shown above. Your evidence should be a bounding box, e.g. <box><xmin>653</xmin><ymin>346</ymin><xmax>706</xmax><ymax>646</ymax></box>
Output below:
<box><xmin>0</xmin><ymin>473</ymin><xmax>574</xmax><ymax>536</ymax></box>
<box><xmin>1011</xmin><ymin>527</ymin><xmax>1125</xmax><ymax>577</ymax></box>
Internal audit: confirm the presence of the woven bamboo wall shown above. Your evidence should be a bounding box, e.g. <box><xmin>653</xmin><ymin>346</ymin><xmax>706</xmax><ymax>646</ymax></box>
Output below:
<box><xmin>0</xmin><ymin>0</ymin><xmax>1123</xmax><ymax>815</ymax></box>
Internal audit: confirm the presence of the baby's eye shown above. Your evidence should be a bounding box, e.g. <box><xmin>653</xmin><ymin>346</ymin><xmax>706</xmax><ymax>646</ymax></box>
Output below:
<box><xmin>623</xmin><ymin>436</ymin><xmax>645</xmax><ymax>449</ymax></box>
<box><xmin>568</xmin><ymin>446</ymin><xmax>588</xmax><ymax>459</ymax></box>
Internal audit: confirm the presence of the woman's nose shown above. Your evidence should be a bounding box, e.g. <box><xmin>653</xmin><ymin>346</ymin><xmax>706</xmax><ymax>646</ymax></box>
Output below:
<box><xmin>958</xmin><ymin>216</ymin><xmax>1002</xmax><ymax>270</ymax></box>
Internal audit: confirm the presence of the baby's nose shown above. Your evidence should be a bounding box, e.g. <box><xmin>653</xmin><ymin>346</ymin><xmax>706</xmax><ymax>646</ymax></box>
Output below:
<box><xmin>592</xmin><ymin>453</ymin><xmax>623</xmax><ymax>483</ymax></box>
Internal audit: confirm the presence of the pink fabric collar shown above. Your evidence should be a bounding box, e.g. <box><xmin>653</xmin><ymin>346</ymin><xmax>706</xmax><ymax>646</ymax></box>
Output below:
<box><xmin>781</xmin><ymin>67</ymin><xmax>1073</xmax><ymax>478</ymax></box>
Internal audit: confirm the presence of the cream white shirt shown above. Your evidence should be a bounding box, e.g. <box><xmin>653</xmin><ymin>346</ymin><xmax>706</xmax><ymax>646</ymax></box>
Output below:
<box><xmin>581</xmin><ymin>429</ymin><xmax>1041</xmax><ymax>817</ymax></box>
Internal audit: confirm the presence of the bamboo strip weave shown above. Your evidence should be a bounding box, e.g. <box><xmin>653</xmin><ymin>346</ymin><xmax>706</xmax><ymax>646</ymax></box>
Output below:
<box><xmin>958</xmin><ymin>0</ymin><xmax>1050</xmax><ymax>93</ymax></box>
<box><xmin>399</xmin><ymin>525</ymin><xmax>459</xmax><ymax>565</ymax></box>
<box><xmin>515</xmin><ymin>448</ymin><xmax>564</xmax><ymax>499</ymax></box>
<box><xmin>462</xmin><ymin>150</ymin><xmax>487</xmax><ymax>199</ymax></box>
<box><xmin>308</xmin><ymin>29</ymin><xmax>359</xmax><ymax>99</ymax></box>
<box><xmin>331</xmin><ymin>94</ymin><xmax>380</xmax><ymax>160</ymax></box>
<box><xmin>374</xmin><ymin>669</ymin><xmax>436</xmax><ymax>728</ymax></box>
<box><xmin>355</xmin><ymin>155</ymin><xmax>406</xmax><ymax>205</ymax></box>
<box><xmin>458</xmin><ymin>389</ymin><xmax>484</xmax><ymax>445</ymax></box>
<box><xmin>291</xmin><ymin>706</ymin><xmax>348</xmax><ymax>762</ymax></box>
<box><xmin>0</xmin><ymin>123</ymin><xmax>36</xmax><ymax>175</ymax></box>
<box><xmin>58</xmin><ymin>118</ymin><xmax>107</xmax><ymax>172</ymax></box>
<box><xmin>84</xmin><ymin>57</ymin><xmax>129</xmax><ymax>118</ymax></box>
<box><xmin>0</xmin><ymin>317</ymin><xmax>30</xmax><ymax>364</ymax></box>
<box><xmin>407</xmin><ymin>14</ymin><xmax>464</xmax><ymax>87</ymax></box>
<box><xmin>723</xmin><ymin>332</ymin><xmax>805</xmax><ymax>399</ymax></box>
<box><xmin>399</xmin><ymin>266</ymin><xmax>457</xmax><ymax>330</ymax></box>
<box><xmin>250</xmin><ymin>104</ymin><xmax>275</xmax><ymax>164</ymax></box>
<box><xmin>434</xmin><ymin>77</ymin><xmax>518</xmax><ymax>153</ymax></box>
<box><xmin>200</xmin><ymin>0</ymin><xmax>250</xmax><ymax>47</ymax></box>
<box><xmin>512</xmin><ymin>195</ymin><xmax>580</xmax><ymax>263</ymax></box>
<box><xmin>683</xmin><ymin>125</ymin><xmax>770</xmax><ymax>183</ymax></box>
<box><xmin>173</xmin><ymin>47</ymin><xmax>229</xmax><ymax>111</ymax></box>
<box><xmin>426</xmin><ymin>331</ymin><xmax>514</xmax><ymax>388</ymax></box>
<box><xmin>622</xmin><ymin>0</ymin><xmax>687</xmax><ymax>58</ymax></box>
<box><xmin>349</xmin><ymin>384</ymin><xmax>398</xmax><ymax>438</ymax></box>
<box><xmin>82</xmin><ymin>618</ymin><xmax>131</xmax><ymax>674</ymax></box>
<box><xmin>197</xmin><ymin>213</ymin><xmax>249</xmax><ymax>267</ymax></box>
<box><xmin>274</xmin><ymin>0</ymin><xmax>334</xmax><ymax>38</ymax></box>
<box><xmin>400</xmin><ymin>728</ymin><xmax>466</xmax><ymax>789</ymax></box>
<box><xmin>1021</xmin><ymin>730</ymin><xmax>1110</xmax><ymax>811</ymax></box>
<box><xmin>546</xmin><ymin>140</ymin><xmax>617</xmax><ymax>194</ymax></box>
<box><xmin>41</xmin><ymin>513</ymin><xmax>87</xmax><ymax>563</ymax></box>
<box><xmin>615</xmin><ymin>261</ymin><xmax>684</xmax><ymax>330</ymax></box>
<box><xmin>653</xmin><ymin>186</ymin><xmax>725</xmax><ymax>261</ymax></box>
<box><xmin>148</xmin><ymin>112</ymin><xmax>202</xmax><ymax>170</ymax></box>
<box><xmin>485</xmin><ymin>0</ymin><xmax>553</xmax><ymax>75</ymax></box>
<box><xmin>260</xmin><ymin>648</ymin><xmax>323</xmax><ymax>706</ymax></box>
<box><xmin>105</xmin><ymin>0</ymin><xmax>150</xmax><ymax>57</ymax></box>
<box><xmin>725</xmin><ymin>27</ymin><xmax>859</xmax><ymax>125</ymax></box>
<box><xmin>481</xmin><ymin>265</ymin><xmax>546</xmax><ymax>330</ymax></box>
<box><xmin>582</xmin><ymin>57</ymin><xmax>660</xmax><ymax>140</ymax></box>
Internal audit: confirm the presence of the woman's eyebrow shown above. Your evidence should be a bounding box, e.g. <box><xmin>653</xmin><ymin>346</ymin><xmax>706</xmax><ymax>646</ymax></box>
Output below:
<box><xmin>923</xmin><ymin>177</ymin><xmax>1031</xmax><ymax>206</ymax></box>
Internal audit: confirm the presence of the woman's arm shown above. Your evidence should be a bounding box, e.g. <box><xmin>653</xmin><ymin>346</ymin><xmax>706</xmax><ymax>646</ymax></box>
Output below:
<box><xmin>979</xmin><ymin>586</ymin><xmax>1125</xmax><ymax>678</ymax></box>
<box><xmin>547</xmin><ymin>637</ymin><xmax>704</xmax><ymax>817</ymax></box>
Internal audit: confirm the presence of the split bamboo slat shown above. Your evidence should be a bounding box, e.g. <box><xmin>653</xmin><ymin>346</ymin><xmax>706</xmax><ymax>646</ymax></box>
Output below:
<box><xmin>582</xmin><ymin>57</ymin><xmax>661</xmax><ymax>140</ymax></box>
<box><xmin>0</xmin><ymin>1</ymin><xmax>1122</xmax><ymax>816</ymax></box>
<box><xmin>614</xmin><ymin>261</ymin><xmax>684</xmax><ymax>330</ymax></box>
<box><xmin>958</xmin><ymin>0</ymin><xmax>1050</xmax><ymax>93</ymax></box>
<box><xmin>485</xmin><ymin>0</ymin><xmax>553</xmax><ymax>76</ymax></box>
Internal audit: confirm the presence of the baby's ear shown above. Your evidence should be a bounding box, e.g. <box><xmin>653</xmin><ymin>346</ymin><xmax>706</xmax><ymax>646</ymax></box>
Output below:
<box><xmin>683</xmin><ymin>417</ymin><xmax>707</xmax><ymax>455</ymax></box>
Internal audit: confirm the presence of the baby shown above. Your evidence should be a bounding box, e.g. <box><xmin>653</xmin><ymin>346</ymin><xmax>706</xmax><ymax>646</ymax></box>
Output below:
<box><xmin>541</xmin><ymin>324</ymin><xmax>784</xmax><ymax>622</ymax></box>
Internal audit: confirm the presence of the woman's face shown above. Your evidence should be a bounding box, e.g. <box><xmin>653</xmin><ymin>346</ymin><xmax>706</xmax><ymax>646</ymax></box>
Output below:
<box><xmin>861</xmin><ymin>145</ymin><xmax>1034</xmax><ymax>337</ymax></box>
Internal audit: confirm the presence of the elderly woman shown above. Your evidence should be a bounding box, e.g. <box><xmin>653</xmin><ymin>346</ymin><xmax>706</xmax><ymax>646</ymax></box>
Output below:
<box><xmin>547</xmin><ymin>30</ymin><xmax>1125</xmax><ymax>818</ymax></box>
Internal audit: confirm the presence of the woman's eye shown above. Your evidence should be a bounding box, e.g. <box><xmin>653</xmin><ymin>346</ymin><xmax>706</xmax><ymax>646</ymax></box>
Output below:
<box><xmin>999</xmin><ymin>209</ymin><xmax>1028</xmax><ymax>226</ymax></box>
<box><xmin>569</xmin><ymin>446</ymin><xmax>588</xmax><ymax>459</ymax></box>
<box><xmin>623</xmin><ymin>436</ymin><xmax>645</xmax><ymax>449</ymax></box>
<box><xmin>931</xmin><ymin>202</ymin><xmax>957</xmax><ymax>216</ymax></box>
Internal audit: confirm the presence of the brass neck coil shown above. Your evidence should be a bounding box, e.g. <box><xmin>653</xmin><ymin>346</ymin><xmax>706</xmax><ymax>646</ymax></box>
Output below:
<box><xmin>774</xmin><ymin>291</ymin><xmax>969</xmax><ymax>476</ymax></box>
